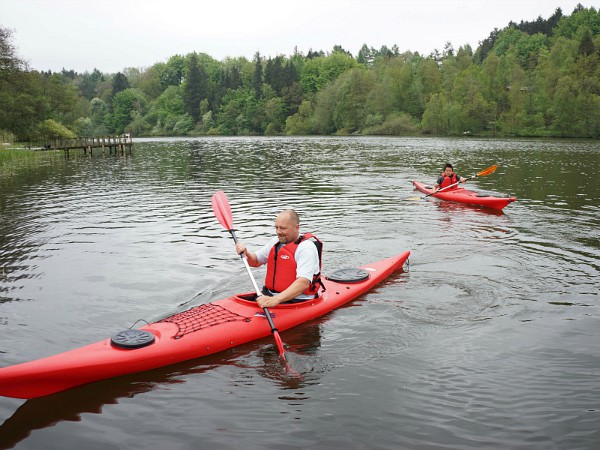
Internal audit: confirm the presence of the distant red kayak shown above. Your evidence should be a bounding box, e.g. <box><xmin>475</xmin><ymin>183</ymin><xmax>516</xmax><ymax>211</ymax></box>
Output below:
<box><xmin>0</xmin><ymin>251</ymin><xmax>409</xmax><ymax>399</ymax></box>
<box><xmin>412</xmin><ymin>181</ymin><xmax>515</xmax><ymax>210</ymax></box>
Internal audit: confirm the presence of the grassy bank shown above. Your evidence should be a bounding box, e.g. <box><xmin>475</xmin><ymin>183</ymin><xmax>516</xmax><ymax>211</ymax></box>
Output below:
<box><xmin>0</xmin><ymin>148</ymin><xmax>64</xmax><ymax>178</ymax></box>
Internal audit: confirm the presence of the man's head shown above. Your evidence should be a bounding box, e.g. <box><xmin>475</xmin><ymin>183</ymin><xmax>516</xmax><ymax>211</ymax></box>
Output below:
<box><xmin>274</xmin><ymin>209</ymin><xmax>300</xmax><ymax>244</ymax></box>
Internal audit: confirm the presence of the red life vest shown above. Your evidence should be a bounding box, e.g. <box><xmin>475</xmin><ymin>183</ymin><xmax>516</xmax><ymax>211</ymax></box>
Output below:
<box><xmin>264</xmin><ymin>233</ymin><xmax>323</xmax><ymax>297</ymax></box>
<box><xmin>440</xmin><ymin>173</ymin><xmax>458</xmax><ymax>189</ymax></box>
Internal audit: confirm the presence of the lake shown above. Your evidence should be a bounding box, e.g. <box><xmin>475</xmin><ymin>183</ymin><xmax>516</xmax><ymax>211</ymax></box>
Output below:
<box><xmin>0</xmin><ymin>136</ymin><xmax>599</xmax><ymax>449</ymax></box>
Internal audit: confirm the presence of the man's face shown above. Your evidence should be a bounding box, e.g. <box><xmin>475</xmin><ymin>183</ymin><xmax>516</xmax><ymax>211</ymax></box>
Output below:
<box><xmin>274</xmin><ymin>213</ymin><xmax>299</xmax><ymax>244</ymax></box>
<box><xmin>443</xmin><ymin>167</ymin><xmax>454</xmax><ymax>176</ymax></box>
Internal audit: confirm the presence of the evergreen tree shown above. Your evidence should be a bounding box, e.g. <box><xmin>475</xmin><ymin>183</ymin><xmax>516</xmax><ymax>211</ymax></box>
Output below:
<box><xmin>264</xmin><ymin>55</ymin><xmax>286</xmax><ymax>95</ymax></box>
<box><xmin>357</xmin><ymin>44</ymin><xmax>375</xmax><ymax>66</ymax></box>
<box><xmin>112</xmin><ymin>72</ymin><xmax>130</xmax><ymax>98</ymax></box>
<box><xmin>183</xmin><ymin>53</ymin><xmax>206</xmax><ymax>122</ymax></box>
<box><xmin>578</xmin><ymin>27</ymin><xmax>595</xmax><ymax>57</ymax></box>
<box><xmin>252</xmin><ymin>52</ymin><xmax>263</xmax><ymax>99</ymax></box>
<box><xmin>80</xmin><ymin>69</ymin><xmax>104</xmax><ymax>100</ymax></box>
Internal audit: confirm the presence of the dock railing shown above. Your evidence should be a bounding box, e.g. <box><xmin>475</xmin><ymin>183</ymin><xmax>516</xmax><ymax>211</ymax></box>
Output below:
<box><xmin>49</xmin><ymin>134</ymin><xmax>133</xmax><ymax>156</ymax></box>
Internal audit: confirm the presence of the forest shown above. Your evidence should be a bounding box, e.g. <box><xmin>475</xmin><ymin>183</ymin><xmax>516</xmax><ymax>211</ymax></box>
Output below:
<box><xmin>1</xmin><ymin>4</ymin><xmax>599</xmax><ymax>143</ymax></box>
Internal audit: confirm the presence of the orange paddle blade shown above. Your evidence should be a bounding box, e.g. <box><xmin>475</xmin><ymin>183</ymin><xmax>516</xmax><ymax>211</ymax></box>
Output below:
<box><xmin>476</xmin><ymin>164</ymin><xmax>497</xmax><ymax>177</ymax></box>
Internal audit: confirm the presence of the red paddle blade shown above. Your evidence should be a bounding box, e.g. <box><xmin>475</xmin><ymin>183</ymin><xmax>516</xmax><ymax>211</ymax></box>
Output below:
<box><xmin>272</xmin><ymin>331</ymin><xmax>287</xmax><ymax>360</ymax></box>
<box><xmin>211</xmin><ymin>190</ymin><xmax>234</xmax><ymax>230</ymax></box>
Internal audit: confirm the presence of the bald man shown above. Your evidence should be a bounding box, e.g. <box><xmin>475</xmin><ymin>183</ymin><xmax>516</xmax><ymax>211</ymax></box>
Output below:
<box><xmin>235</xmin><ymin>209</ymin><xmax>323</xmax><ymax>308</ymax></box>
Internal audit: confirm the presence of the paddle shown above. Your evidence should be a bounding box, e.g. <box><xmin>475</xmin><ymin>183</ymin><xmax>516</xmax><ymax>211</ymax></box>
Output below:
<box><xmin>421</xmin><ymin>164</ymin><xmax>498</xmax><ymax>199</ymax></box>
<box><xmin>211</xmin><ymin>190</ymin><xmax>288</xmax><ymax>361</ymax></box>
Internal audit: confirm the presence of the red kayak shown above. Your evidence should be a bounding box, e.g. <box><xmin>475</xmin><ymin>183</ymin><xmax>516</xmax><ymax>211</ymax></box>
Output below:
<box><xmin>412</xmin><ymin>181</ymin><xmax>515</xmax><ymax>210</ymax></box>
<box><xmin>0</xmin><ymin>251</ymin><xmax>409</xmax><ymax>399</ymax></box>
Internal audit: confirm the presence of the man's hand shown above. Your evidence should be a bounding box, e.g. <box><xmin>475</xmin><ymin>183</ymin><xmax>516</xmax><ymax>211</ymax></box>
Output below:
<box><xmin>257</xmin><ymin>278</ymin><xmax>311</xmax><ymax>308</ymax></box>
<box><xmin>235</xmin><ymin>242</ymin><xmax>246</xmax><ymax>255</ymax></box>
<box><xmin>257</xmin><ymin>295</ymin><xmax>280</xmax><ymax>308</ymax></box>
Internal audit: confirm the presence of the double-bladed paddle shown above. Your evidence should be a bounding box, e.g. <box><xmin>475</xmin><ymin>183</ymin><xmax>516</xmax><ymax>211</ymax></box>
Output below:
<box><xmin>211</xmin><ymin>190</ymin><xmax>288</xmax><ymax>361</ymax></box>
<box><xmin>421</xmin><ymin>164</ymin><xmax>498</xmax><ymax>199</ymax></box>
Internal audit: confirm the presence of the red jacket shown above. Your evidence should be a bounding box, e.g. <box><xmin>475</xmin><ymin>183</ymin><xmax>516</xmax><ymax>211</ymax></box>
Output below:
<box><xmin>440</xmin><ymin>173</ymin><xmax>459</xmax><ymax>189</ymax></box>
<box><xmin>264</xmin><ymin>233</ymin><xmax>323</xmax><ymax>297</ymax></box>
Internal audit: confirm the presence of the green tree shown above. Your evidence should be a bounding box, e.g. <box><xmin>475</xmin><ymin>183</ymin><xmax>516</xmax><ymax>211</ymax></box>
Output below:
<box><xmin>380</xmin><ymin>57</ymin><xmax>423</xmax><ymax>116</ymax></box>
<box><xmin>42</xmin><ymin>72</ymin><xmax>80</xmax><ymax>126</ymax></box>
<box><xmin>551</xmin><ymin>75</ymin><xmax>580</xmax><ymax>136</ymax></box>
<box><xmin>577</xmin><ymin>27</ymin><xmax>595</xmax><ymax>56</ymax></box>
<box><xmin>264</xmin><ymin>55</ymin><xmax>285</xmax><ymax>95</ymax></box>
<box><xmin>73</xmin><ymin>117</ymin><xmax>95</xmax><ymax>136</ymax></box>
<box><xmin>572</xmin><ymin>45</ymin><xmax>600</xmax><ymax>136</ymax></box>
<box><xmin>311</xmin><ymin>83</ymin><xmax>337</xmax><ymax>134</ymax></box>
<box><xmin>126</xmin><ymin>111</ymin><xmax>151</xmax><ymax>136</ymax></box>
<box><xmin>300</xmin><ymin>52</ymin><xmax>359</xmax><ymax>93</ymax></box>
<box><xmin>0</xmin><ymin>27</ymin><xmax>26</xmax><ymax>81</ymax></box>
<box><xmin>183</xmin><ymin>53</ymin><xmax>207</xmax><ymax>122</ymax></box>
<box><xmin>89</xmin><ymin>97</ymin><xmax>110</xmax><ymax>135</ymax></box>
<box><xmin>422</xmin><ymin>92</ymin><xmax>453</xmax><ymax>134</ymax></box>
<box><xmin>35</xmin><ymin>118</ymin><xmax>76</xmax><ymax>140</ymax></box>
<box><xmin>418</xmin><ymin>58</ymin><xmax>442</xmax><ymax>101</ymax></box>
<box><xmin>450</xmin><ymin>65</ymin><xmax>489</xmax><ymax>133</ymax></box>
<box><xmin>2</xmin><ymin>96</ymin><xmax>37</xmax><ymax>140</ymax></box>
<box><xmin>554</xmin><ymin>5</ymin><xmax>600</xmax><ymax>39</ymax></box>
<box><xmin>160</xmin><ymin>55</ymin><xmax>186</xmax><ymax>88</ymax></box>
<box><xmin>129</xmin><ymin>65</ymin><xmax>163</xmax><ymax>100</ymax></box>
<box><xmin>217</xmin><ymin>87</ymin><xmax>257</xmax><ymax>135</ymax></box>
<box><xmin>0</xmin><ymin>27</ymin><xmax>29</xmax><ymax>139</ymax></box>
<box><xmin>263</xmin><ymin>96</ymin><xmax>287</xmax><ymax>134</ymax></box>
<box><xmin>111</xmin><ymin>72</ymin><xmax>130</xmax><ymax>98</ymax></box>
<box><xmin>79</xmin><ymin>69</ymin><xmax>103</xmax><ymax>100</ymax></box>
<box><xmin>144</xmin><ymin>85</ymin><xmax>185</xmax><ymax>135</ymax></box>
<box><xmin>500</xmin><ymin>65</ymin><xmax>529</xmax><ymax>135</ymax></box>
<box><xmin>111</xmin><ymin>88</ymin><xmax>147</xmax><ymax>134</ymax></box>
<box><xmin>252</xmin><ymin>52</ymin><xmax>263</xmax><ymax>99</ymax></box>
<box><xmin>281</xmin><ymin>81</ymin><xmax>303</xmax><ymax>115</ymax></box>
<box><xmin>328</xmin><ymin>67</ymin><xmax>375</xmax><ymax>133</ymax></box>
<box><xmin>1</xmin><ymin>71</ymin><xmax>48</xmax><ymax>140</ymax></box>
<box><xmin>285</xmin><ymin>100</ymin><xmax>314</xmax><ymax>134</ymax></box>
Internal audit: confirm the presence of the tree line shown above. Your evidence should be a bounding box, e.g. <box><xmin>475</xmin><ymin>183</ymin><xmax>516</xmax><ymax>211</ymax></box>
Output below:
<box><xmin>1</xmin><ymin>4</ymin><xmax>599</xmax><ymax>143</ymax></box>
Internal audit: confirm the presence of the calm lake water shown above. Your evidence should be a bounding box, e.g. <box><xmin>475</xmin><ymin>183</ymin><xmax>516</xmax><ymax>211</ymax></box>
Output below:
<box><xmin>0</xmin><ymin>136</ymin><xmax>599</xmax><ymax>449</ymax></box>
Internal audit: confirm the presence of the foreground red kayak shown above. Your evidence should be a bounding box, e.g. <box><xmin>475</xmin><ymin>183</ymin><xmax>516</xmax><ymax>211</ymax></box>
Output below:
<box><xmin>0</xmin><ymin>251</ymin><xmax>409</xmax><ymax>399</ymax></box>
<box><xmin>412</xmin><ymin>181</ymin><xmax>516</xmax><ymax>210</ymax></box>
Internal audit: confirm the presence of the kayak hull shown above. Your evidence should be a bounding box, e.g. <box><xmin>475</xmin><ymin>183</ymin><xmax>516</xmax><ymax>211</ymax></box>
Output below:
<box><xmin>0</xmin><ymin>251</ymin><xmax>409</xmax><ymax>399</ymax></box>
<box><xmin>412</xmin><ymin>181</ymin><xmax>515</xmax><ymax>210</ymax></box>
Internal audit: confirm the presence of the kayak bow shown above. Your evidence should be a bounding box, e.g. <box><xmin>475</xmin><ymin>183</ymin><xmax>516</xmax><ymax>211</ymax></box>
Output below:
<box><xmin>0</xmin><ymin>251</ymin><xmax>409</xmax><ymax>399</ymax></box>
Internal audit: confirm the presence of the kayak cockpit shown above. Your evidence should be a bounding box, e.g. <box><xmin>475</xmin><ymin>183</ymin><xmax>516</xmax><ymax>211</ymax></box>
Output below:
<box><xmin>231</xmin><ymin>292</ymin><xmax>323</xmax><ymax>307</ymax></box>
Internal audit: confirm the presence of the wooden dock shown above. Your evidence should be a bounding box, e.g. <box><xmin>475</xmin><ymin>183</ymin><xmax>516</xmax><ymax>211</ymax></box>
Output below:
<box><xmin>48</xmin><ymin>135</ymin><xmax>133</xmax><ymax>157</ymax></box>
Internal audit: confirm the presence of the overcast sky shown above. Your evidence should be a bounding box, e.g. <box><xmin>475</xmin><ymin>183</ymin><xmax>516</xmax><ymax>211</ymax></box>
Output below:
<box><xmin>1</xmin><ymin>0</ymin><xmax>591</xmax><ymax>74</ymax></box>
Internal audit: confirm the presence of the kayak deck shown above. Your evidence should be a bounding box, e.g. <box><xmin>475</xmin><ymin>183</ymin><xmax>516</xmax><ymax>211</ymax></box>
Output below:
<box><xmin>412</xmin><ymin>180</ymin><xmax>515</xmax><ymax>210</ymax></box>
<box><xmin>0</xmin><ymin>251</ymin><xmax>409</xmax><ymax>399</ymax></box>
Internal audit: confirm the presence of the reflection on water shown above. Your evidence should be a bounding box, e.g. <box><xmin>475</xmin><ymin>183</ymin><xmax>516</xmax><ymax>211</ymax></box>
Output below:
<box><xmin>0</xmin><ymin>317</ymin><xmax>328</xmax><ymax>449</ymax></box>
<box><xmin>1</xmin><ymin>137</ymin><xmax>599</xmax><ymax>449</ymax></box>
